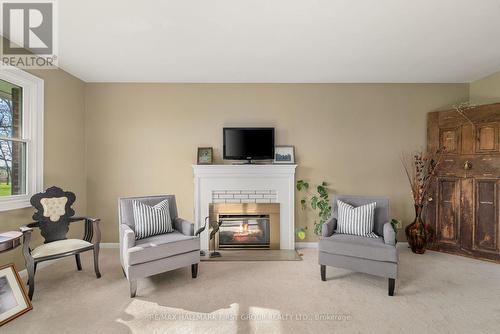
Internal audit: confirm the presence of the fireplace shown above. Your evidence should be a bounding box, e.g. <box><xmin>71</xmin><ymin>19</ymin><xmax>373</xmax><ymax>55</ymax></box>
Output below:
<box><xmin>217</xmin><ymin>215</ymin><xmax>270</xmax><ymax>249</ymax></box>
<box><xmin>209</xmin><ymin>203</ymin><xmax>280</xmax><ymax>250</ymax></box>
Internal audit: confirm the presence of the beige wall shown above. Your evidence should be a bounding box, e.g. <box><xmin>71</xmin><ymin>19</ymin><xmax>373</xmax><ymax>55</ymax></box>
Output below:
<box><xmin>470</xmin><ymin>71</ymin><xmax>500</xmax><ymax>104</ymax></box>
<box><xmin>0</xmin><ymin>78</ymin><xmax>473</xmax><ymax>271</ymax></box>
<box><xmin>85</xmin><ymin>83</ymin><xmax>468</xmax><ymax>242</ymax></box>
<box><xmin>0</xmin><ymin>69</ymin><xmax>86</xmax><ymax>270</ymax></box>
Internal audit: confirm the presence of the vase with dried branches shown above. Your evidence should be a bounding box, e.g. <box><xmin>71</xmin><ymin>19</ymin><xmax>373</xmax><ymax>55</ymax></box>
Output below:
<box><xmin>402</xmin><ymin>149</ymin><xmax>444</xmax><ymax>254</ymax></box>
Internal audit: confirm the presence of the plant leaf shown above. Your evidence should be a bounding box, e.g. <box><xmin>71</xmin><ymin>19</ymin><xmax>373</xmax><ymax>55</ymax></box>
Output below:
<box><xmin>311</xmin><ymin>196</ymin><xmax>318</xmax><ymax>209</ymax></box>
<box><xmin>296</xmin><ymin>180</ymin><xmax>310</xmax><ymax>191</ymax></box>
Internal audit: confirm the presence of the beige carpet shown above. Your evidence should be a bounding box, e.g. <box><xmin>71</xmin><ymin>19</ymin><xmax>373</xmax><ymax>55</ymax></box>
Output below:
<box><xmin>3</xmin><ymin>245</ymin><xmax>500</xmax><ymax>334</ymax></box>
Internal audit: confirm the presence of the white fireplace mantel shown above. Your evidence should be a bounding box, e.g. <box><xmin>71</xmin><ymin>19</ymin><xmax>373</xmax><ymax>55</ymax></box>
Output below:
<box><xmin>193</xmin><ymin>164</ymin><xmax>297</xmax><ymax>250</ymax></box>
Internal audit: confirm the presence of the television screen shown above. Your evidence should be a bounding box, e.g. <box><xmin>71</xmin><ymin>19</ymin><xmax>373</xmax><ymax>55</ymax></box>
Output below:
<box><xmin>223</xmin><ymin>128</ymin><xmax>275</xmax><ymax>161</ymax></box>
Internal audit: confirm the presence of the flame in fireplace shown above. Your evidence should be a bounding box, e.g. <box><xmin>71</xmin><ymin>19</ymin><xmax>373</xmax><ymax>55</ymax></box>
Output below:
<box><xmin>218</xmin><ymin>217</ymin><xmax>269</xmax><ymax>248</ymax></box>
<box><xmin>239</xmin><ymin>222</ymin><xmax>249</xmax><ymax>234</ymax></box>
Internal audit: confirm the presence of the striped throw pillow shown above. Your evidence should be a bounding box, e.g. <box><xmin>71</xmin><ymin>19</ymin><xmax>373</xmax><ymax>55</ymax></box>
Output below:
<box><xmin>132</xmin><ymin>199</ymin><xmax>173</xmax><ymax>240</ymax></box>
<box><xmin>336</xmin><ymin>200</ymin><xmax>378</xmax><ymax>238</ymax></box>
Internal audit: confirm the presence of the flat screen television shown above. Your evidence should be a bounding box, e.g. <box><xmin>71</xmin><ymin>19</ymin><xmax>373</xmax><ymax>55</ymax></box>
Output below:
<box><xmin>223</xmin><ymin>127</ymin><xmax>275</xmax><ymax>163</ymax></box>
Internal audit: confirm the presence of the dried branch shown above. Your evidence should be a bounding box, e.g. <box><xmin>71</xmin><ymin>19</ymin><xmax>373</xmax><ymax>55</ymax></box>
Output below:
<box><xmin>452</xmin><ymin>102</ymin><xmax>477</xmax><ymax>126</ymax></box>
<box><xmin>402</xmin><ymin>148</ymin><xmax>445</xmax><ymax>206</ymax></box>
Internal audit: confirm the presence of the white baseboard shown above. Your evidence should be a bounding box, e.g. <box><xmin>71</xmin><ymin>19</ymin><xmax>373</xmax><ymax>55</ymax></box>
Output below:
<box><xmin>100</xmin><ymin>242</ymin><xmax>119</xmax><ymax>248</ymax></box>
<box><xmin>295</xmin><ymin>241</ymin><xmax>408</xmax><ymax>249</ymax></box>
<box><xmin>295</xmin><ymin>242</ymin><xmax>318</xmax><ymax>249</ymax></box>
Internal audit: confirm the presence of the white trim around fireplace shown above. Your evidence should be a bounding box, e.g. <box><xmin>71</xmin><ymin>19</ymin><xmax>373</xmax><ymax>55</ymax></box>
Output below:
<box><xmin>193</xmin><ymin>164</ymin><xmax>297</xmax><ymax>250</ymax></box>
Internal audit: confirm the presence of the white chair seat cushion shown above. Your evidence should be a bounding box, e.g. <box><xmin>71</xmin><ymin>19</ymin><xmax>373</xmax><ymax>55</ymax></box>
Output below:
<box><xmin>31</xmin><ymin>239</ymin><xmax>93</xmax><ymax>258</ymax></box>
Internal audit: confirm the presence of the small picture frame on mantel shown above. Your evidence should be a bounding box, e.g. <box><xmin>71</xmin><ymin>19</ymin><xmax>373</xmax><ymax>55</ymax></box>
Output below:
<box><xmin>274</xmin><ymin>146</ymin><xmax>295</xmax><ymax>164</ymax></box>
<box><xmin>197</xmin><ymin>147</ymin><xmax>214</xmax><ymax>165</ymax></box>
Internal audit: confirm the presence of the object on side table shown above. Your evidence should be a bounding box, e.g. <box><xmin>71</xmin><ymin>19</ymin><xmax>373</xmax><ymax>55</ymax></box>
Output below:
<box><xmin>20</xmin><ymin>186</ymin><xmax>102</xmax><ymax>300</ymax></box>
<box><xmin>197</xmin><ymin>147</ymin><xmax>214</xmax><ymax>164</ymax></box>
<box><xmin>319</xmin><ymin>195</ymin><xmax>398</xmax><ymax>296</ymax></box>
<box><xmin>0</xmin><ymin>263</ymin><xmax>32</xmax><ymax>326</ymax></box>
<box><xmin>274</xmin><ymin>145</ymin><xmax>295</xmax><ymax>164</ymax></box>
<box><xmin>119</xmin><ymin>195</ymin><xmax>200</xmax><ymax>298</ymax></box>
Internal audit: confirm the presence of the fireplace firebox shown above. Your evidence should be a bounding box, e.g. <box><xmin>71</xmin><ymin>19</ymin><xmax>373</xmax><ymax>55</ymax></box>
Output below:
<box><xmin>209</xmin><ymin>203</ymin><xmax>280</xmax><ymax>250</ymax></box>
<box><xmin>217</xmin><ymin>215</ymin><xmax>270</xmax><ymax>249</ymax></box>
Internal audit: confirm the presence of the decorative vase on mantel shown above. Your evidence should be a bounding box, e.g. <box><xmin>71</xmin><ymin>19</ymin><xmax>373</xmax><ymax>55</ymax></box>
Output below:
<box><xmin>405</xmin><ymin>204</ymin><xmax>429</xmax><ymax>254</ymax></box>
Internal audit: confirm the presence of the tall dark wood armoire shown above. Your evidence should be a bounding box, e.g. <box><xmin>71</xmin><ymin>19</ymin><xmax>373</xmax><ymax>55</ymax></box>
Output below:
<box><xmin>426</xmin><ymin>103</ymin><xmax>500</xmax><ymax>262</ymax></box>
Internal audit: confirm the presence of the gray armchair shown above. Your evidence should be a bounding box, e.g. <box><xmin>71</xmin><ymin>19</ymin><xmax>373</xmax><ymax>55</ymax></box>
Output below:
<box><xmin>118</xmin><ymin>195</ymin><xmax>200</xmax><ymax>297</ymax></box>
<box><xmin>319</xmin><ymin>195</ymin><xmax>398</xmax><ymax>296</ymax></box>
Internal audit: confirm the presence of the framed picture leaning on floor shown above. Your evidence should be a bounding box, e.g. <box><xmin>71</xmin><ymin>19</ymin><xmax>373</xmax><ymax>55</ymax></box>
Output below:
<box><xmin>0</xmin><ymin>264</ymin><xmax>32</xmax><ymax>326</ymax></box>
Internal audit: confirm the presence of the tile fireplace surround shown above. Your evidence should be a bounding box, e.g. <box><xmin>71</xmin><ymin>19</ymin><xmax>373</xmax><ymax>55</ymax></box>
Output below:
<box><xmin>192</xmin><ymin>164</ymin><xmax>297</xmax><ymax>250</ymax></box>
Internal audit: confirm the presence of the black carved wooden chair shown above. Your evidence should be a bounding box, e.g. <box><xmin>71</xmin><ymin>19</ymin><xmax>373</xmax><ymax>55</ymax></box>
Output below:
<box><xmin>20</xmin><ymin>186</ymin><xmax>101</xmax><ymax>300</ymax></box>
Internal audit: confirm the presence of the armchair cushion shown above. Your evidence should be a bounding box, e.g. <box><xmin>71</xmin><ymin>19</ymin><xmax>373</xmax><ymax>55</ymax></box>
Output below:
<box><xmin>127</xmin><ymin>231</ymin><xmax>199</xmax><ymax>266</ymax></box>
<box><xmin>337</xmin><ymin>200</ymin><xmax>377</xmax><ymax>237</ymax></box>
<box><xmin>383</xmin><ymin>222</ymin><xmax>396</xmax><ymax>246</ymax></box>
<box><xmin>132</xmin><ymin>199</ymin><xmax>173</xmax><ymax>240</ymax></box>
<box><xmin>319</xmin><ymin>234</ymin><xmax>397</xmax><ymax>263</ymax></box>
<box><xmin>173</xmin><ymin>217</ymin><xmax>194</xmax><ymax>236</ymax></box>
<box><xmin>322</xmin><ymin>218</ymin><xmax>337</xmax><ymax>237</ymax></box>
<box><xmin>120</xmin><ymin>224</ymin><xmax>136</xmax><ymax>249</ymax></box>
<box><xmin>332</xmin><ymin>196</ymin><xmax>389</xmax><ymax>237</ymax></box>
<box><xmin>31</xmin><ymin>239</ymin><xmax>92</xmax><ymax>259</ymax></box>
<box><xmin>119</xmin><ymin>195</ymin><xmax>179</xmax><ymax>229</ymax></box>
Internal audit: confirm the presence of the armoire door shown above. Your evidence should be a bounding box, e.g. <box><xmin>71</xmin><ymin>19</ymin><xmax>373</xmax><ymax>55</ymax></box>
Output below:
<box><xmin>426</xmin><ymin>103</ymin><xmax>500</xmax><ymax>262</ymax></box>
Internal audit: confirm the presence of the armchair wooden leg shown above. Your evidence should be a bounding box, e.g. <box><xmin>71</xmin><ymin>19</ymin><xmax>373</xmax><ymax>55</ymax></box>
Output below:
<box><xmin>93</xmin><ymin>247</ymin><xmax>101</xmax><ymax>278</ymax></box>
<box><xmin>28</xmin><ymin>263</ymin><xmax>37</xmax><ymax>286</ymax></box>
<box><xmin>75</xmin><ymin>254</ymin><xmax>82</xmax><ymax>271</ymax></box>
<box><xmin>21</xmin><ymin>229</ymin><xmax>35</xmax><ymax>300</ymax></box>
<box><xmin>129</xmin><ymin>280</ymin><xmax>137</xmax><ymax>298</ymax></box>
<box><xmin>191</xmin><ymin>264</ymin><xmax>198</xmax><ymax>278</ymax></box>
<box><xmin>320</xmin><ymin>265</ymin><xmax>326</xmax><ymax>281</ymax></box>
<box><xmin>27</xmin><ymin>259</ymin><xmax>35</xmax><ymax>300</ymax></box>
<box><xmin>388</xmin><ymin>278</ymin><xmax>395</xmax><ymax>296</ymax></box>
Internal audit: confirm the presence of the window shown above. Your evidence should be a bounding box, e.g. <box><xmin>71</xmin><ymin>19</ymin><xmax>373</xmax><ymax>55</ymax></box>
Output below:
<box><xmin>0</xmin><ymin>67</ymin><xmax>43</xmax><ymax>211</ymax></box>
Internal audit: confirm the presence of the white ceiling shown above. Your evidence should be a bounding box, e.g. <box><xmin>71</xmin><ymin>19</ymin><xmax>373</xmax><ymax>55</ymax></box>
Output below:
<box><xmin>58</xmin><ymin>0</ymin><xmax>500</xmax><ymax>83</ymax></box>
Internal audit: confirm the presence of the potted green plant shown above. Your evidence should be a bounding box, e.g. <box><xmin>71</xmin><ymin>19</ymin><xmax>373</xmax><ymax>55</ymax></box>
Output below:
<box><xmin>296</xmin><ymin>180</ymin><xmax>332</xmax><ymax>236</ymax></box>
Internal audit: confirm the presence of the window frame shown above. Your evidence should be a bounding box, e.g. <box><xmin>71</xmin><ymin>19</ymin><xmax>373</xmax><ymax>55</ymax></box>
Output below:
<box><xmin>0</xmin><ymin>66</ymin><xmax>44</xmax><ymax>211</ymax></box>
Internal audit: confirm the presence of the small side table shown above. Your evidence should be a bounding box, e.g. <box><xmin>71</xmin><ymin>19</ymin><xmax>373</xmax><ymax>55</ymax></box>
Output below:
<box><xmin>0</xmin><ymin>231</ymin><xmax>23</xmax><ymax>253</ymax></box>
